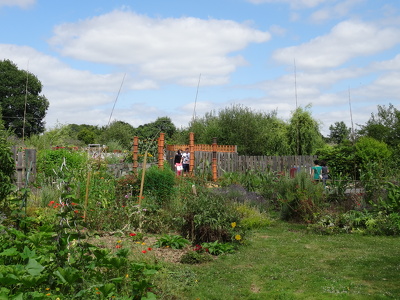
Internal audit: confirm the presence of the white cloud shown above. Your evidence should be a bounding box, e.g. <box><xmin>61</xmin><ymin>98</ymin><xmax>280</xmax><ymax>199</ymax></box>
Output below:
<box><xmin>0</xmin><ymin>0</ymin><xmax>35</xmax><ymax>9</ymax></box>
<box><xmin>310</xmin><ymin>0</ymin><xmax>365</xmax><ymax>23</ymax></box>
<box><xmin>272</xmin><ymin>20</ymin><xmax>400</xmax><ymax>70</ymax></box>
<box><xmin>246</xmin><ymin>0</ymin><xmax>329</xmax><ymax>9</ymax></box>
<box><xmin>48</xmin><ymin>10</ymin><xmax>271</xmax><ymax>86</ymax></box>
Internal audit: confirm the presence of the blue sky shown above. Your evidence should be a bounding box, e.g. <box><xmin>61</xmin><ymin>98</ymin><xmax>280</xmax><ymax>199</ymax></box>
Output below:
<box><xmin>1</xmin><ymin>0</ymin><xmax>399</xmax><ymax>136</ymax></box>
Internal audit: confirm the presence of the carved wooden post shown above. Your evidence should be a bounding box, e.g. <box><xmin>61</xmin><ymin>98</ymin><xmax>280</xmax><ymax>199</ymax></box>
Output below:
<box><xmin>158</xmin><ymin>132</ymin><xmax>165</xmax><ymax>169</ymax></box>
<box><xmin>212</xmin><ymin>137</ymin><xmax>217</xmax><ymax>182</ymax></box>
<box><xmin>133</xmin><ymin>136</ymin><xmax>139</xmax><ymax>175</ymax></box>
<box><xmin>189</xmin><ymin>132</ymin><xmax>195</xmax><ymax>176</ymax></box>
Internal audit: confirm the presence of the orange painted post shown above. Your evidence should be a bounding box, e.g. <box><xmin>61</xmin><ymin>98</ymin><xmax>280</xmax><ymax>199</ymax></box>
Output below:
<box><xmin>212</xmin><ymin>137</ymin><xmax>217</xmax><ymax>182</ymax></box>
<box><xmin>189</xmin><ymin>132</ymin><xmax>195</xmax><ymax>176</ymax></box>
<box><xmin>158</xmin><ymin>132</ymin><xmax>165</xmax><ymax>169</ymax></box>
<box><xmin>133</xmin><ymin>136</ymin><xmax>139</xmax><ymax>175</ymax></box>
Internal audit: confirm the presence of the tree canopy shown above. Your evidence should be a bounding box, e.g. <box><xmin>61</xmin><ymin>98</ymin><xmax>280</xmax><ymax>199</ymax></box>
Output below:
<box><xmin>0</xmin><ymin>59</ymin><xmax>49</xmax><ymax>138</ymax></box>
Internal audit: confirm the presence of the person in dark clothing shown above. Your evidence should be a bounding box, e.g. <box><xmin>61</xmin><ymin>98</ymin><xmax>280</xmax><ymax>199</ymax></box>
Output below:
<box><xmin>174</xmin><ymin>149</ymin><xmax>182</xmax><ymax>176</ymax></box>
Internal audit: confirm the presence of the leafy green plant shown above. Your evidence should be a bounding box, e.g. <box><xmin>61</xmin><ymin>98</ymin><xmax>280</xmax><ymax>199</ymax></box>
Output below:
<box><xmin>236</xmin><ymin>204</ymin><xmax>272</xmax><ymax>229</ymax></box>
<box><xmin>176</xmin><ymin>184</ymin><xmax>241</xmax><ymax>244</ymax></box>
<box><xmin>201</xmin><ymin>240</ymin><xmax>235</xmax><ymax>256</ymax></box>
<box><xmin>143</xmin><ymin>164</ymin><xmax>176</xmax><ymax>207</ymax></box>
<box><xmin>154</xmin><ymin>234</ymin><xmax>190</xmax><ymax>249</ymax></box>
<box><xmin>0</xmin><ymin>134</ymin><xmax>14</xmax><ymax>206</ymax></box>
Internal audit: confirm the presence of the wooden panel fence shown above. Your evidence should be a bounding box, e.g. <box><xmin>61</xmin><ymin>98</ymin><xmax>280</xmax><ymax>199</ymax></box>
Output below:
<box><xmin>11</xmin><ymin>147</ymin><xmax>36</xmax><ymax>188</ymax></box>
<box><xmin>166</xmin><ymin>150</ymin><xmax>317</xmax><ymax>178</ymax></box>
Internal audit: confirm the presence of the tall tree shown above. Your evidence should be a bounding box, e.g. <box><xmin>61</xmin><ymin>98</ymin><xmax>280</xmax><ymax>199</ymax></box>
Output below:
<box><xmin>358</xmin><ymin>103</ymin><xmax>400</xmax><ymax>148</ymax></box>
<box><xmin>99</xmin><ymin>120</ymin><xmax>135</xmax><ymax>150</ymax></box>
<box><xmin>135</xmin><ymin>117</ymin><xmax>177</xmax><ymax>140</ymax></box>
<box><xmin>0</xmin><ymin>59</ymin><xmax>49</xmax><ymax>138</ymax></box>
<box><xmin>328</xmin><ymin>121</ymin><xmax>351</xmax><ymax>145</ymax></box>
<box><xmin>287</xmin><ymin>105</ymin><xmax>324</xmax><ymax>155</ymax></box>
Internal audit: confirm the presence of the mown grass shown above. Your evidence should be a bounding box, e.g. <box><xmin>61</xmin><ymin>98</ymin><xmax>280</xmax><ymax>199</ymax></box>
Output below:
<box><xmin>156</xmin><ymin>221</ymin><xmax>400</xmax><ymax>299</ymax></box>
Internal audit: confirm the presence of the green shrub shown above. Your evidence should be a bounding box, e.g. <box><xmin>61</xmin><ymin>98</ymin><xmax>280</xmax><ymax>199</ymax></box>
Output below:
<box><xmin>143</xmin><ymin>164</ymin><xmax>176</xmax><ymax>207</ymax></box>
<box><xmin>236</xmin><ymin>204</ymin><xmax>272</xmax><ymax>229</ymax></box>
<box><xmin>36</xmin><ymin>149</ymin><xmax>88</xmax><ymax>183</ymax></box>
<box><xmin>276</xmin><ymin>171</ymin><xmax>324</xmax><ymax>222</ymax></box>
<box><xmin>176</xmin><ymin>185</ymin><xmax>242</xmax><ymax>244</ymax></box>
<box><xmin>202</xmin><ymin>240</ymin><xmax>235</xmax><ymax>256</ymax></box>
<box><xmin>0</xmin><ymin>140</ymin><xmax>15</xmax><ymax>205</ymax></box>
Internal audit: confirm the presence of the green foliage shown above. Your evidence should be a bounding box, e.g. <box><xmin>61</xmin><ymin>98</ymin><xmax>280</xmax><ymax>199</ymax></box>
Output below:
<box><xmin>180</xmin><ymin>250</ymin><xmax>212</xmax><ymax>264</ymax></box>
<box><xmin>358</xmin><ymin>103</ymin><xmax>400</xmax><ymax>148</ymax></box>
<box><xmin>0</xmin><ymin>130</ymin><xmax>14</xmax><ymax>205</ymax></box>
<box><xmin>135</xmin><ymin>116</ymin><xmax>177</xmax><ymax>141</ymax></box>
<box><xmin>154</xmin><ymin>234</ymin><xmax>190</xmax><ymax>249</ymax></box>
<box><xmin>0</xmin><ymin>59</ymin><xmax>49</xmax><ymax>137</ymax></box>
<box><xmin>36</xmin><ymin>148</ymin><xmax>88</xmax><ymax>182</ymax></box>
<box><xmin>355</xmin><ymin>136</ymin><xmax>392</xmax><ymax>166</ymax></box>
<box><xmin>0</xmin><ymin>188</ymin><xmax>159</xmax><ymax>299</ymax></box>
<box><xmin>276</xmin><ymin>171</ymin><xmax>324</xmax><ymax>222</ymax></box>
<box><xmin>143</xmin><ymin>165</ymin><xmax>176</xmax><ymax>207</ymax></box>
<box><xmin>201</xmin><ymin>240</ymin><xmax>235</xmax><ymax>256</ymax></box>
<box><xmin>328</xmin><ymin>121</ymin><xmax>351</xmax><ymax>144</ymax></box>
<box><xmin>236</xmin><ymin>204</ymin><xmax>272</xmax><ymax>229</ymax></box>
<box><xmin>189</xmin><ymin>104</ymin><xmax>289</xmax><ymax>155</ymax></box>
<box><xmin>175</xmin><ymin>184</ymin><xmax>242</xmax><ymax>244</ymax></box>
<box><xmin>287</xmin><ymin>105</ymin><xmax>325</xmax><ymax>155</ymax></box>
<box><xmin>99</xmin><ymin>120</ymin><xmax>135</xmax><ymax>150</ymax></box>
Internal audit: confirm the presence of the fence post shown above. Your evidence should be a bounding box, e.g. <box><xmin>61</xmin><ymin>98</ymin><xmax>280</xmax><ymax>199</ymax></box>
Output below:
<box><xmin>133</xmin><ymin>136</ymin><xmax>139</xmax><ymax>175</ymax></box>
<box><xmin>158</xmin><ymin>132</ymin><xmax>165</xmax><ymax>169</ymax></box>
<box><xmin>189</xmin><ymin>132</ymin><xmax>195</xmax><ymax>176</ymax></box>
<box><xmin>212</xmin><ymin>137</ymin><xmax>217</xmax><ymax>182</ymax></box>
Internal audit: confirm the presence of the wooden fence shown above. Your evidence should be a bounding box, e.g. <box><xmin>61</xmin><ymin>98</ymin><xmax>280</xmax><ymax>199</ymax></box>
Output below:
<box><xmin>166</xmin><ymin>150</ymin><xmax>317</xmax><ymax>177</ymax></box>
<box><xmin>11</xmin><ymin>147</ymin><xmax>36</xmax><ymax>188</ymax></box>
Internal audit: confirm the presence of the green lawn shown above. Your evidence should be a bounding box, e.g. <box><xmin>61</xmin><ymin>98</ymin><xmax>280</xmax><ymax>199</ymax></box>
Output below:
<box><xmin>157</xmin><ymin>222</ymin><xmax>400</xmax><ymax>299</ymax></box>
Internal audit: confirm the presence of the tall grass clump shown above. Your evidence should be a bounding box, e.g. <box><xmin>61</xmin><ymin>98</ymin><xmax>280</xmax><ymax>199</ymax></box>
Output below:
<box><xmin>276</xmin><ymin>171</ymin><xmax>324</xmax><ymax>222</ymax></box>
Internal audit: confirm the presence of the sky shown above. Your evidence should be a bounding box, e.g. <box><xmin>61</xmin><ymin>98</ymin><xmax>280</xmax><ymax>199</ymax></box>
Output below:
<box><xmin>0</xmin><ymin>0</ymin><xmax>399</xmax><ymax>137</ymax></box>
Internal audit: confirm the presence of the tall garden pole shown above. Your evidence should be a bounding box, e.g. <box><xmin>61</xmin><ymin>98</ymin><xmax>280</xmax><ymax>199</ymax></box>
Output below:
<box><xmin>158</xmin><ymin>132</ymin><xmax>165</xmax><ymax>170</ymax></box>
<box><xmin>83</xmin><ymin>171</ymin><xmax>91</xmax><ymax>222</ymax></box>
<box><xmin>138</xmin><ymin>151</ymin><xmax>148</xmax><ymax>206</ymax></box>
<box><xmin>133</xmin><ymin>136</ymin><xmax>139</xmax><ymax>175</ymax></box>
<box><xmin>212</xmin><ymin>137</ymin><xmax>217</xmax><ymax>182</ymax></box>
<box><xmin>189</xmin><ymin>132</ymin><xmax>195</xmax><ymax>176</ymax></box>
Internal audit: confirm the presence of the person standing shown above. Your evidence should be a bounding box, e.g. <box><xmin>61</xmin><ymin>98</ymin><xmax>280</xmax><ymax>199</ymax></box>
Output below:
<box><xmin>174</xmin><ymin>149</ymin><xmax>182</xmax><ymax>176</ymax></box>
<box><xmin>311</xmin><ymin>160</ymin><xmax>322</xmax><ymax>182</ymax></box>
<box><xmin>320</xmin><ymin>160</ymin><xmax>329</xmax><ymax>187</ymax></box>
<box><xmin>182</xmin><ymin>148</ymin><xmax>190</xmax><ymax>176</ymax></box>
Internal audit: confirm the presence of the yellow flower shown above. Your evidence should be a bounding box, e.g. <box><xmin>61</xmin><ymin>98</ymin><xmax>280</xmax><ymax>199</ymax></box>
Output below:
<box><xmin>125</xmin><ymin>274</ymin><xmax>129</xmax><ymax>278</ymax></box>
<box><xmin>141</xmin><ymin>242</ymin><xmax>146</xmax><ymax>245</ymax></box>
<box><xmin>117</xmin><ymin>240</ymin><xmax>122</xmax><ymax>243</ymax></box>
<box><xmin>231</xmin><ymin>222</ymin><xmax>236</xmax><ymax>228</ymax></box>
<box><xmin>235</xmin><ymin>234</ymin><xmax>242</xmax><ymax>241</ymax></box>
<box><xmin>56</xmin><ymin>298</ymin><xmax>60</xmax><ymax>300</ymax></box>
<box><xmin>46</xmin><ymin>293</ymin><xmax>51</xmax><ymax>296</ymax></box>
<box><xmin>45</xmin><ymin>288</ymin><xmax>50</xmax><ymax>291</ymax></box>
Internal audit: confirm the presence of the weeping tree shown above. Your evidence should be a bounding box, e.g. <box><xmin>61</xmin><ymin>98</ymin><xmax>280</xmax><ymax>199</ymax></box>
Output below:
<box><xmin>287</xmin><ymin>105</ymin><xmax>324</xmax><ymax>155</ymax></box>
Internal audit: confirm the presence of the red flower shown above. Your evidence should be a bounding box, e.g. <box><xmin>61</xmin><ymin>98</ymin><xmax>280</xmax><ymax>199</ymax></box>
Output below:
<box><xmin>116</xmin><ymin>245</ymin><xmax>122</xmax><ymax>248</ymax></box>
<box><xmin>142</xmin><ymin>250</ymin><xmax>147</xmax><ymax>253</ymax></box>
<box><xmin>48</xmin><ymin>201</ymin><xmax>55</xmax><ymax>206</ymax></box>
<box><xmin>129</xmin><ymin>233</ymin><xmax>137</xmax><ymax>236</ymax></box>
<box><xmin>74</xmin><ymin>210</ymin><xmax>79</xmax><ymax>214</ymax></box>
<box><xmin>147</xmin><ymin>247</ymin><xmax>152</xmax><ymax>251</ymax></box>
<box><xmin>71</xmin><ymin>202</ymin><xmax>78</xmax><ymax>206</ymax></box>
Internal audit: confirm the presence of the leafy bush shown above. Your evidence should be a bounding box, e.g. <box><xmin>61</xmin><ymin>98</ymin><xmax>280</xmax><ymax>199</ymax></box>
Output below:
<box><xmin>0</xmin><ymin>138</ymin><xmax>15</xmax><ymax>205</ymax></box>
<box><xmin>236</xmin><ymin>204</ymin><xmax>272</xmax><ymax>229</ymax></box>
<box><xmin>202</xmin><ymin>240</ymin><xmax>235</xmax><ymax>256</ymax></box>
<box><xmin>143</xmin><ymin>164</ymin><xmax>176</xmax><ymax>207</ymax></box>
<box><xmin>175</xmin><ymin>184</ymin><xmax>243</xmax><ymax>244</ymax></box>
<box><xmin>276</xmin><ymin>171</ymin><xmax>324</xmax><ymax>222</ymax></box>
<box><xmin>36</xmin><ymin>149</ymin><xmax>88</xmax><ymax>183</ymax></box>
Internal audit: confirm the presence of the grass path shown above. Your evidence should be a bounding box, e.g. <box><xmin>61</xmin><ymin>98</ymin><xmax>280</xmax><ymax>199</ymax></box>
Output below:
<box><xmin>158</xmin><ymin>222</ymin><xmax>400</xmax><ymax>299</ymax></box>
